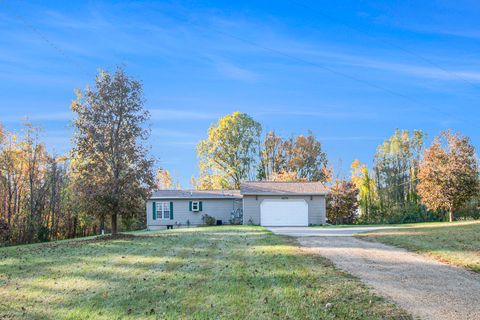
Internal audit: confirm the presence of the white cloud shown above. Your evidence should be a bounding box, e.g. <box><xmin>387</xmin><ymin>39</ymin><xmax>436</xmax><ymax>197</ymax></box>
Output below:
<box><xmin>215</xmin><ymin>61</ymin><xmax>258</xmax><ymax>82</ymax></box>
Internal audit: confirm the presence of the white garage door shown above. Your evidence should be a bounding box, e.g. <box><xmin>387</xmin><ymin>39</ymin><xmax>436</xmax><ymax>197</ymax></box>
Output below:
<box><xmin>260</xmin><ymin>199</ymin><xmax>308</xmax><ymax>226</ymax></box>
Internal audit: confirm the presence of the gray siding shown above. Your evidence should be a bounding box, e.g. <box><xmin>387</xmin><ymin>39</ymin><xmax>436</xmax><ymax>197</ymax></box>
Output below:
<box><xmin>146</xmin><ymin>199</ymin><xmax>238</xmax><ymax>227</ymax></box>
<box><xmin>242</xmin><ymin>195</ymin><xmax>326</xmax><ymax>225</ymax></box>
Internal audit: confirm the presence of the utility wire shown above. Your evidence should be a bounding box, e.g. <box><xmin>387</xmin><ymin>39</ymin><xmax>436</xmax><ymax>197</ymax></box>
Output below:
<box><xmin>3</xmin><ymin>3</ymin><xmax>475</xmax><ymax>126</ymax></box>
<box><xmin>286</xmin><ymin>0</ymin><xmax>480</xmax><ymax>91</ymax></box>
<box><xmin>2</xmin><ymin>2</ymin><xmax>90</xmax><ymax>77</ymax></box>
<box><xmin>171</xmin><ymin>15</ymin><xmax>475</xmax><ymax>126</ymax></box>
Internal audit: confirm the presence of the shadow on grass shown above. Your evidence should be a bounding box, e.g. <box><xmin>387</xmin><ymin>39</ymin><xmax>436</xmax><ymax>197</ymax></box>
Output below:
<box><xmin>0</xmin><ymin>226</ymin><xmax>411</xmax><ymax>320</ymax></box>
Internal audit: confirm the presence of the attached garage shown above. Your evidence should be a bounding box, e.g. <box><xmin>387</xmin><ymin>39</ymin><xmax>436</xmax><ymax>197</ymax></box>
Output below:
<box><xmin>260</xmin><ymin>199</ymin><xmax>308</xmax><ymax>226</ymax></box>
<box><xmin>241</xmin><ymin>181</ymin><xmax>327</xmax><ymax>226</ymax></box>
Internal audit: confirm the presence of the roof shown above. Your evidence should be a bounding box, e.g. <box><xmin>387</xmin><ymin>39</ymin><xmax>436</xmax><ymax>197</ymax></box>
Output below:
<box><xmin>149</xmin><ymin>189</ymin><xmax>242</xmax><ymax>200</ymax></box>
<box><xmin>240</xmin><ymin>181</ymin><xmax>327</xmax><ymax>195</ymax></box>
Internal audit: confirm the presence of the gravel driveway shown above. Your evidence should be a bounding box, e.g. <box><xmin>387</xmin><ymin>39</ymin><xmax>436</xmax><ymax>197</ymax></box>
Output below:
<box><xmin>268</xmin><ymin>227</ymin><xmax>480</xmax><ymax>320</ymax></box>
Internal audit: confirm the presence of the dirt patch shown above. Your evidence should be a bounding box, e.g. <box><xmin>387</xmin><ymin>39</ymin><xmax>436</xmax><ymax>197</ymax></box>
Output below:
<box><xmin>297</xmin><ymin>235</ymin><xmax>480</xmax><ymax>320</ymax></box>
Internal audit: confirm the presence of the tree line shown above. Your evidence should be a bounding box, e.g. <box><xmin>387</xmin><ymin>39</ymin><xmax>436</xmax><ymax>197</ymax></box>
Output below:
<box><xmin>332</xmin><ymin>129</ymin><xmax>479</xmax><ymax>224</ymax></box>
<box><xmin>0</xmin><ymin>68</ymin><xmax>155</xmax><ymax>245</ymax></box>
<box><xmin>192</xmin><ymin>112</ymin><xmax>330</xmax><ymax>190</ymax></box>
<box><xmin>179</xmin><ymin>111</ymin><xmax>479</xmax><ymax>224</ymax></box>
<box><xmin>181</xmin><ymin>112</ymin><xmax>479</xmax><ymax>224</ymax></box>
<box><xmin>1</xmin><ymin>67</ymin><xmax>478</xmax><ymax>245</ymax></box>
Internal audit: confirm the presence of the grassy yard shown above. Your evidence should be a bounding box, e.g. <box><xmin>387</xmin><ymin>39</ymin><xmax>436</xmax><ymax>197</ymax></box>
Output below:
<box><xmin>0</xmin><ymin>226</ymin><xmax>409</xmax><ymax>320</ymax></box>
<box><xmin>313</xmin><ymin>221</ymin><xmax>470</xmax><ymax>228</ymax></box>
<box><xmin>360</xmin><ymin>221</ymin><xmax>480</xmax><ymax>273</ymax></box>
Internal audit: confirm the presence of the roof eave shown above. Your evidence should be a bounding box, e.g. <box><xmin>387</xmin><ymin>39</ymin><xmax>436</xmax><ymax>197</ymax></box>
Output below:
<box><xmin>149</xmin><ymin>196</ymin><xmax>242</xmax><ymax>200</ymax></box>
<box><xmin>240</xmin><ymin>192</ymin><xmax>327</xmax><ymax>196</ymax></box>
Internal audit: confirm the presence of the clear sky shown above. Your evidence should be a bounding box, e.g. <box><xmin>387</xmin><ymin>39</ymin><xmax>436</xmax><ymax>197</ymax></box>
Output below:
<box><xmin>1</xmin><ymin>0</ymin><xmax>479</xmax><ymax>187</ymax></box>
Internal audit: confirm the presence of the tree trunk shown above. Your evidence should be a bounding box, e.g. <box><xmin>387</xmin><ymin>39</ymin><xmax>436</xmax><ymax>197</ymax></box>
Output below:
<box><xmin>111</xmin><ymin>213</ymin><xmax>118</xmax><ymax>235</ymax></box>
<box><xmin>449</xmin><ymin>208</ymin><xmax>454</xmax><ymax>223</ymax></box>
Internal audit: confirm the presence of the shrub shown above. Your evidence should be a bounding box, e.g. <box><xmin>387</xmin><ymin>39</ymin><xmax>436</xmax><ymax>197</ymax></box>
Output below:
<box><xmin>0</xmin><ymin>219</ymin><xmax>10</xmax><ymax>244</ymax></box>
<box><xmin>202</xmin><ymin>214</ymin><xmax>216</xmax><ymax>226</ymax></box>
<box><xmin>326</xmin><ymin>180</ymin><xmax>359</xmax><ymax>224</ymax></box>
<box><xmin>37</xmin><ymin>225</ymin><xmax>50</xmax><ymax>242</ymax></box>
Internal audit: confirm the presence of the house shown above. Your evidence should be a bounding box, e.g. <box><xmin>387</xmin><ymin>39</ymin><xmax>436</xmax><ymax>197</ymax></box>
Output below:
<box><xmin>146</xmin><ymin>181</ymin><xmax>327</xmax><ymax>229</ymax></box>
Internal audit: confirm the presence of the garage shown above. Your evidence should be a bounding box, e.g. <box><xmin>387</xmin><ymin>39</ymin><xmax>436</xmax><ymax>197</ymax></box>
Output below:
<box><xmin>260</xmin><ymin>199</ymin><xmax>309</xmax><ymax>226</ymax></box>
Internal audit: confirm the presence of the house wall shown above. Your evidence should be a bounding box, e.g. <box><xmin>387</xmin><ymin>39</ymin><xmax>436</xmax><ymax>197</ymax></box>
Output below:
<box><xmin>146</xmin><ymin>198</ymin><xmax>239</xmax><ymax>228</ymax></box>
<box><xmin>242</xmin><ymin>195</ymin><xmax>326</xmax><ymax>225</ymax></box>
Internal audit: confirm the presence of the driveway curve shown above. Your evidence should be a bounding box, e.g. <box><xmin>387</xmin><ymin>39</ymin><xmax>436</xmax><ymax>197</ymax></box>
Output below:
<box><xmin>268</xmin><ymin>226</ymin><xmax>480</xmax><ymax>320</ymax></box>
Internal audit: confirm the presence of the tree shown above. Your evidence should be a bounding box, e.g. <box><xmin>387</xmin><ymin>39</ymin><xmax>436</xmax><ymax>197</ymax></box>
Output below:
<box><xmin>417</xmin><ymin>130</ymin><xmax>479</xmax><ymax>222</ymax></box>
<box><xmin>71</xmin><ymin>67</ymin><xmax>155</xmax><ymax>235</ymax></box>
<box><xmin>197</xmin><ymin>112</ymin><xmax>261</xmax><ymax>189</ymax></box>
<box><xmin>288</xmin><ymin>131</ymin><xmax>329</xmax><ymax>182</ymax></box>
<box><xmin>21</xmin><ymin>124</ymin><xmax>48</xmax><ymax>242</ymax></box>
<box><xmin>0</xmin><ymin>123</ymin><xmax>92</xmax><ymax>245</ymax></box>
<box><xmin>257</xmin><ymin>130</ymin><xmax>330</xmax><ymax>183</ymax></box>
<box><xmin>155</xmin><ymin>168</ymin><xmax>181</xmax><ymax>190</ymax></box>
<box><xmin>351</xmin><ymin>160</ymin><xmax>376</xmax><ymax>222</ymax></box>
<box><xmin>156</xmin><ymin>169</ymin><xmax>173</xmax><ymax>189</ymax></box>
<box><xmin>258</xmin><ymin>131</ymin><xmax>287</xmax><ymax>181</ymax></box>
<box><xmin>326</xmin><ymin>179</ymin><xmax>359</xmax><ymax>224</ymax></box>
<box><xmin>270</xmin><ymin>170</ymin><xmax>304</xmax><ymax>182</ymax></box>
<box><xmin>373</xmin><ymin>129</ymin><xmax>424</xmax><ymax>219</ymax></box>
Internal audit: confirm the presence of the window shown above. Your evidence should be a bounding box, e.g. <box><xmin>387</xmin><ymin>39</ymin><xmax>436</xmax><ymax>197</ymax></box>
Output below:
<box><xmin>156</xmin><ymin>202</ymin><xmax>171</xmax><ymax>220</ymax></box>
<box><xmin>192</xmin><ymin>201</ymin><xmax>200</xmax><ymax>212</ymax></box>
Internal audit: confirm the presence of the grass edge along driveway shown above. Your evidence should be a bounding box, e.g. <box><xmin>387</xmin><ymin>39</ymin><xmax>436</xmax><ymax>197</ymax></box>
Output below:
<box><xmin>359</xmin><ymin>221</ymin><xmax>480</xmax><ymax>273</ymax></box>
<box><xmin>0</xmin><ymin>226</ymin><xmax>410</xmax><ymax>319</ymax></box>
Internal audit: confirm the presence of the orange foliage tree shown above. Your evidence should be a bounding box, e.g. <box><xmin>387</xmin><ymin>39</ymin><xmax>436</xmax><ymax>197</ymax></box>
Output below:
<box><xmin>417</xmin><ymin>130</ymin><xmax>479</xmax><ymax>222</ymax></box>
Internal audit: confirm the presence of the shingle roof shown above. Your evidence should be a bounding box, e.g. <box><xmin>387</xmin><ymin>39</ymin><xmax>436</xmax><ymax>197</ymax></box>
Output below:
<box><xmin>240</xmin><ymin>181</ymin><xmax>327</xmax><ymax>195</ymax></box>
<box><xmin>150</xmin><ymin>189</ymin><xmax>241</xmax><ymax>199</ymax></box>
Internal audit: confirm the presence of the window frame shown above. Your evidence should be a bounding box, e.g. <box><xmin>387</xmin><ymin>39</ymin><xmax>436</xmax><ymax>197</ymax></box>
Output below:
<box><xmin>191</xmin><ymin>201</ymin><xmax>200</xmax><ymax>212</ymax></box>
<box><xmin>155</xmin><ymin>201</ymin><xmax>171</xmax><ymax>220</ymax></box>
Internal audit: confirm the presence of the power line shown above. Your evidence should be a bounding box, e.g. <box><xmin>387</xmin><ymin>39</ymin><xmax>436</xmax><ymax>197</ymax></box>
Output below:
<box><xmin>2</xmin><ymin>2</ymin><xmax>90</xmax><ymax>77</ymax></box>
<box><xmin>171</xmin><ymin>15</ymin><xmax>475</xmax><ymax>126</ymax></box>
<box><xmin>286</xmin><ymin>0</ymin><xmax>480</xmax><ymax>91</ymax></box>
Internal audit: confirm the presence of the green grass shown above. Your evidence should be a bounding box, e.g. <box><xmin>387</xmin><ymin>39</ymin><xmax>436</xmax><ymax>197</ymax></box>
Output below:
<box><xmin>0</xmin><ymin>226</ymin><xmax>410</xmax><ymax>320</ymax></box>
<box><xmin>360</xmin><ymin>221</ymin><xmax>480</xmax><ymax>272</ymax></box>
<box><xmin>313</xmin><ymin>221</ymin><xmax>474</xmax><ymax>228</ymax></box>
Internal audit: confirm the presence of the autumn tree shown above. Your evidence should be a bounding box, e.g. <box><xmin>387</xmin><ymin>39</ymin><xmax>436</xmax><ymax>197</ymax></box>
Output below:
<box><xmin>71</xmin><ymin>67</ymin><xmax>155</xmax><ymax>235</ymax></box>
<box><xmin>373</xmin><ymin>129</ymin><xmax>424</xmax><ymax>219</ymax></box>
<box><xmin>417</xmin><ymin>130</ymin><xmax>479</xmax><ymax>222</ymax></box>
<box><xmin>351</xmin><ymin>160</ymin><xmax>376</xmax><ymax>222</ymax></box>
<box><xmin>258</xmin><ymin>130</ymin><xmax>330</xmax><ymax>182</ymax></box>
<box><xmin>0</xmin><ymin>123</ymin><xmax>92</xmax><ymax>245</ymax></box>
<box><xmin>270</xmin><ymin>170</ymin><xmax>305</xmax><ymax>182</ymax></box>
<box><xmin>288</xmin><ymin>131</ymin><xmax>329</xmax><ymax>182</ymax></box>
<box><xmin>155</xmin><ymin>169</ymin><xmax>173</xmax><ymax>189</ymax></box>
<box><xmin>326</xmin><ymin>179</ymin><xmax>359</xmax><ymax>224</ymax></box>
<box><xmin>22</xmin><ymin>124</ymin><xmax>48</xmax><ymax>242</ymax></box>
<box><xmin>258</xmin><ymin>131</ymin><xmax>287</xmax><ymax>180</ymax></box>
<box><xmin>197</xmin><ymin>112</ymin><xmax>261</xmax><ymax>189</ymax></box>
<box><xmin>155</xmin><ymin>168</ymin><xmax>181</xmax><ymax>190</ymax></box>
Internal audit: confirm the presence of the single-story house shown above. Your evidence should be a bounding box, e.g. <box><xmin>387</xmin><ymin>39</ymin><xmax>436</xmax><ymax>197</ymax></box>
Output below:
<box><xmin>146</xmin><ymin>181</ymin><xmax>327</xmax><ymax>229</ymax></box>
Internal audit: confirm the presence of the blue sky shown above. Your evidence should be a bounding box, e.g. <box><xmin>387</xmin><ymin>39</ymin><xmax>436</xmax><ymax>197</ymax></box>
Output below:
<box><xmin>1</xmin><ymin>0</ymin><xmax>479</xmax><ymax>187</ymax></box>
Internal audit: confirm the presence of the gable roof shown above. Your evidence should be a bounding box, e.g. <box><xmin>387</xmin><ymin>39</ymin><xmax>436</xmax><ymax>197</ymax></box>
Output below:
<box><xmin>150</xmin><ymin>189</ymin><xmax>241</xmax><ymax>199</ymax></box>
<box><xmin>240</xmin><ymin>181</ymin><xmax>327</xmax><ymax>195</ymax></box>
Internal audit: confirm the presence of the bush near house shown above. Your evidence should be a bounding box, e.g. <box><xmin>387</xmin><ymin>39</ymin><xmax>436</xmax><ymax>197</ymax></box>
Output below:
<box><xmin>202</xmin><ymin>214</ymin><xmax>217</xmax><ymax>226</ymax></box>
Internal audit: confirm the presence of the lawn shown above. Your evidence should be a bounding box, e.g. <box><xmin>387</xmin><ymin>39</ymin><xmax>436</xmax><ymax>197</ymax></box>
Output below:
<box><xmin>0</xmin><ymin>226</ymin><xmax>410</xmax><ymax>320</ymax></box>
<box><xmin>360</xmin><ymin>221</ymin><xmax>480</xmax><ymax>273</ymax></box>
<box><xmin>313</xmin><ymin>221</ymin><xmax>469</xmax><ymax>228</ymax></box>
